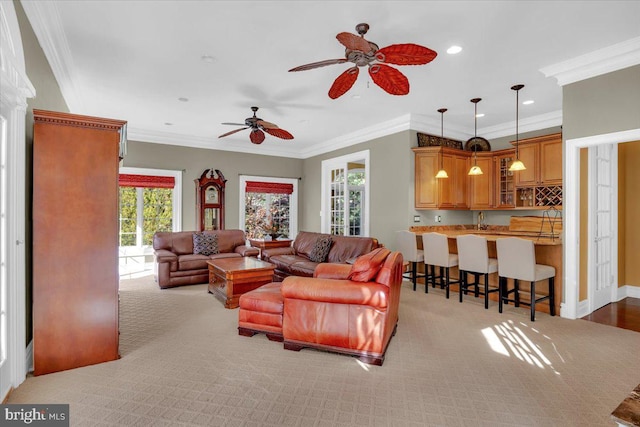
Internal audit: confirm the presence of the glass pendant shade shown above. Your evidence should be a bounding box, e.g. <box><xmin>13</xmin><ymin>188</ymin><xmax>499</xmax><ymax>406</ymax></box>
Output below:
<box><xmin>509</xmin><ymin>159</ymin><xmax>526</xmax><ymax>171</ymax></box>
<box><xmin>468</xmin><ymin>165</ymin><xmax>483</xmax><ymax>176</ymax></box>
<box><xmin>509</xmin><ymin>84</ymin><xmax>526</xmax><ymax>172</ymax></box>
<box><xmin>467</xmin><ymin>98</ymin><xmax>483</xmax><ymax>176</ymax></box>
<box><xmin>435</xmin><ymin>108</ymin><xmax>449</xmax><ymax>179</ymax></box>
<box><xmin>435</xmin><ymin>169</ymin><xmax>449</xmax><ymax>178</ymax></box>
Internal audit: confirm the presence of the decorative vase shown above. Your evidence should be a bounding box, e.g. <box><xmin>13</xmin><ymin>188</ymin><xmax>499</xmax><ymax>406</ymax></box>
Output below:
<box><xmin>269</xmin><ymin>233</ymin><xmax>279</xmax><ymax>240</ymax></box>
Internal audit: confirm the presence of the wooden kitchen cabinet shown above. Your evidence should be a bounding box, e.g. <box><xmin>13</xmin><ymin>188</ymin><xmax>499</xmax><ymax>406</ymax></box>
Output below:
<box><xmin>513</xmin><ymin>133</ymin><xmax>563</xmax><ymax>208</ymax></box>
<box><xmin>413</xmin><ymin>147</ymin><xmax>470</xmax><ymax>210</ymax></box>
<box><xmin>414</xmin><ymin>148</ymin><xmax>439</xmax><ymax>209</ymax></box>
<box><xmin>469</xmin><ymin>153</ymin><xmax>493</xmax><ymax>210</ymax></box>
<box><xmin>514</xmin><ymin>133</ymin><xmax>562</xmax><ymax>186</ymax></box>
<box><xmin>540</xmin><ymin>137</ymin><xmax>563</xmax><ymax>184</ymax></box>
<box><xmin>493</xmin><ymin>149</ymin><xmax>516</xmax><ymax>208</ymax></box>
<box><xmin>33</xmin><ymin>110</ymin><xmax>126</xmax><ymax>375</ymax></box>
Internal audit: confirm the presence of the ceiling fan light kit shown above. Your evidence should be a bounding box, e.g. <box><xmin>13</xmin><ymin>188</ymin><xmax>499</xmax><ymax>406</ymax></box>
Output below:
<box><xmin>289</xmin><ymin>23</ymin><xmax>437</xmax><ymax>99</ymax></box>
<box><xmin>435</xmin><ymin>108</ymin><xmax>449</xmax><ymax>179</ymax></box>
<box><xmin>509</xmin><ymin>84</ymin><xmax>527</xmax><ymax>172</ymax></box>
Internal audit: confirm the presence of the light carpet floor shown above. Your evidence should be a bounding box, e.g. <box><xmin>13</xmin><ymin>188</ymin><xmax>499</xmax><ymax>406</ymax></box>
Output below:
<box><xmin>7</xmin><ymin>276</ymin><xmax>640</xmax><ymax>426</ymax></box>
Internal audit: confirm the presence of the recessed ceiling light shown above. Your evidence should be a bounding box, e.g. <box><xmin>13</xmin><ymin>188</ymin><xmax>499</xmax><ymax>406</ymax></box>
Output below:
<box><xmin>475</xmin><ymin>113</ymin><xmax>485</xmax><ymax>118</ymax></box>
<box><xmin>447</xmin><ymin>45</ymin><xmax>462</xmax><ymax>54</ymax></box>
<box><xmin>201</xmin><ymin>55</ymin><xmax>216</xmax><ymax>63</ymax></box>
<box><xmin>178</xmin><ymin>97</ymin><xmax>189</xmax><ymax>102</ymax></box>
<box><xmin>523</xmin><ymin>100</ymin><xmax>535</xmax><ymax>105</ymax></box>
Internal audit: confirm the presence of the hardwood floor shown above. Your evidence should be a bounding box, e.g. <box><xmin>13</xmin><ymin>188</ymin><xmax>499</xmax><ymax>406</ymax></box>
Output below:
<box><xmin>582</xmin><ymin>297</ymin><xmax>640</xmax><ymax>333</ymax></box>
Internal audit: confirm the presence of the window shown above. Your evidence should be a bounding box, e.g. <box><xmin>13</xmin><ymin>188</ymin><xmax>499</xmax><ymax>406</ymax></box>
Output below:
<box><xmin>118</xmin><ymin>168</ymin><xmax>182</xmax><ymax>277</ymax></box>
<box><xmin>239</xmin><ymin>176</ymin><xmax>298</xmax><ymax>239</ymax></box>
<box><xmin>322</xmin><ymin>150</ymin><xmax>370</xmax><ymax>236</ymax></box>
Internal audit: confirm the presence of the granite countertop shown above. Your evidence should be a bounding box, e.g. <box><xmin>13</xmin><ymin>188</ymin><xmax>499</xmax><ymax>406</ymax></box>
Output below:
<box><xmin>409</xmin><ymin>225</ymin><xmax>562</xmax><ymax>246</ymax></box>
<box><xmin>612</xmin><ymin>384</ymin><xmax>640</xmax><ymax>426</ymax></box>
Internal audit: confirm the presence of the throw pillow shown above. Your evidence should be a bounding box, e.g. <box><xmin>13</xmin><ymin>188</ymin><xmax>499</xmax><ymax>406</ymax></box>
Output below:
<box><xmin>193</xmin><ymin>232</ymin><xmax>219</xmax><ymax>256</ymax></box>
<box><xmin>348</xmin><ymin>247</ymin><xmax>391</xmax><ymax>282</ymax></box>
<box><xmin>308</xmin><ymin>235</ymin><xmax>333</xmax><ymax>263</ymax></box>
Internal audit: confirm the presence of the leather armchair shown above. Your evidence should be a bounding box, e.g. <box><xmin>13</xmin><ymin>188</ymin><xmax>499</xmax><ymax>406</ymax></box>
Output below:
<box><xmin>280</xmin><ymin>249</ymin><xmax>403</xmax><ymax>365</ymax></box>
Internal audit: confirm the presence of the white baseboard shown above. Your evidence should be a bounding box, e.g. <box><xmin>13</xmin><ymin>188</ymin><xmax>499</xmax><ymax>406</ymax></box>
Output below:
<box><xmin>25</xmin><ymin>340</ymin><xmax>33</xmax><ymax>373</ymax></box>
<box><xmin>617</xmin><ymin>284</ymin><xmax>640</xmax><ymax>300</ymax></box>
<box><xmin>577</xmin><ymin>299</ymin><xmax>591</xmax><ymax>319</ymax></box>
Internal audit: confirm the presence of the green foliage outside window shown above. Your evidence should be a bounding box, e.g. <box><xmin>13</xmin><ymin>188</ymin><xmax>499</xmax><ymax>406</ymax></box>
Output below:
<box><xmin>143</xmin><ymin>188</ymin><xmax>172</xmax><ymax>245</ymax></box>
<box><xmin>119</xmin><ymin>187</ymin><xmax>173</xmax><ymax>246</ymax></box>
<box><xmin>119</xmin><ymin>187</ymin><xmax>137</xmax><ymax>246</ymax></box>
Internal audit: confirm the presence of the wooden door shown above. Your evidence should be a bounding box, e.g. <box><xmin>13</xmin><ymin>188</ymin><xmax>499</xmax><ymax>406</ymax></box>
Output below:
<box><xmin>470</xmin><ymin>155</ymin><xmax>493</xmax><ymax>209</ymax></box>
<box><xmin>540</xmin><ymin>138</ymin><xmax>563</xmax><ymax>184</ymax></box>
<box><xmin>453</xmin><ymin>155</ymin><xmax>470</xmax><ymax>209</ymax></box>
<box><xmin>514</xmin><ymin>143</ymin><xmax>538</xmax><ymax>185</ymax></box>
<box><xmin>414</xmin><ymin>150</ymin><xmax>438</xmax><ymax>209</ymax></box>
<box><xmin>437</xmin><ymin>154</ymin><xmax>456</xmax><ymax>208</ymax></box>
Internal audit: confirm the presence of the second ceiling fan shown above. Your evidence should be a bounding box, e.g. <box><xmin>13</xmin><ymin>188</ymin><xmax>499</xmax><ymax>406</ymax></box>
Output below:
<box><xmin>218</xmin><ymin>107</ymin><xmax>294</xmax><ymax>144</ymax></box>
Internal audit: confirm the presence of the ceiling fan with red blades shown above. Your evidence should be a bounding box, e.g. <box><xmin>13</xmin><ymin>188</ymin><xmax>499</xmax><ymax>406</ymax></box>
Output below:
<box><xmin>289</xmin><ymin>23</ymin><xmax>437</xmax><ymax>99</ymax></box>
<box><xmin>218</xmin><ymin>106</ymin><xmax>294</xmax><ymax>144</ymax></box>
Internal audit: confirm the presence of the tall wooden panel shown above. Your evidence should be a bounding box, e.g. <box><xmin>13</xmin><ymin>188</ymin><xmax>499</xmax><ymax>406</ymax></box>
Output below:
<box><xmin>33</xmin><ymin>110</ymin><xmax>126</xmax><ymax>375</ymax></box>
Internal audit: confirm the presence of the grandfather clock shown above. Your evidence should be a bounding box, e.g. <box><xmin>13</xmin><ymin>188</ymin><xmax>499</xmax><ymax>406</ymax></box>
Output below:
<box><xmin>195</xmin><ymin>168</ymin><xmax>226</xmax><ymax>231</ymax></box>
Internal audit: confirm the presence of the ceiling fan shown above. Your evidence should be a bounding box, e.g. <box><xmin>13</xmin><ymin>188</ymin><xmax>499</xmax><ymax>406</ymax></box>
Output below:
<box><xmin>289</xmin><ymin>23</ymin><xmax>437</xmax><ymax>99</ymax></box>
<box><xmin>218</xmin><ymin>106</ymin><xmax>294</xmax><ymax>144</ymax></box>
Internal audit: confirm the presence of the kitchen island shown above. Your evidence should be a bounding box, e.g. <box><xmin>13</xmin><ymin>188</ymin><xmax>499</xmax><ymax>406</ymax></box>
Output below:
<box><xmin>410</xmin><ymin>221</ymin><xmax>562</xmax><ymax>316</ymax></box>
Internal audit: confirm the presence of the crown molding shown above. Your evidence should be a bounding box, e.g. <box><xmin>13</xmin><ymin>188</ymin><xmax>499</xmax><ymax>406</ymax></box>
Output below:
<box><xmin>409</xmin><ymin>114</ymin><xmax>471</xmax><ymax>141</ymax></box>
<box><xmin>20</xmin><ymin>0</ymin><xmax>82</xmax><ymax>111</ymax></box>
<box><xmin>127</xmin><ymin>127</ymin><xmax>305</xmax><ymax>159</ymax></box>
<box><xmin>541</xmin><ymin>36</ymin><xmax>640</xmax><ymax>86</ymax></box>
<box><xmin>481</xmin><ymin>110</ymin><xmax>563</xmax><ymax>139</ymax></box>
<box><xmin>298</xmin><ymin>114</ymin><xmax>412</xmax><ymax>158</ymax></box>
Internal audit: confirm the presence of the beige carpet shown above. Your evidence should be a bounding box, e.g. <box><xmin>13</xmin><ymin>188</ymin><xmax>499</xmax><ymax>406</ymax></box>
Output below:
<box><xmin>8</xmin><ymin>276</ymin><xmax>640</xmax><ymax>426</ymax></box>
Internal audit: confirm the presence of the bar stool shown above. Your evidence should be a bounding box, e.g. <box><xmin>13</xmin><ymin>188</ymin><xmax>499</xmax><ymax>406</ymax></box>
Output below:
<box><xmin>395</xmin><ymin>230</ymin><xmax>426</xmax><ymax>291</ymax></box>
<box><xmin>496</xmin><ymin>237</ymin><xmax>556</xmax><ymax>321</ymax></box>
<box><xmin>456</xmin><ymin>234</ymin><xmax>500</xmax><ymax>309</ymax></box>
<box><xmin>422</xmin><ymin>232</ymin><xmax>459</xmax><ymax>298</ymax></box>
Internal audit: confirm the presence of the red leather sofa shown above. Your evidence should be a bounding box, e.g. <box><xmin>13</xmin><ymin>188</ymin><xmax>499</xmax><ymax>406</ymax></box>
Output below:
<box><xmin>153</xmin><ymin>229</ymin><xmax>258</xmax><ymax>289</ymax></box>
<box><xmin>261</xmin><ymin>231</ymin><xmax>380</xmax><ymax>281</ymax></box>
<box><xmin>239</xmin><ymin>248</ymin><xmax>404</xmax><ymax>365</ymax></box>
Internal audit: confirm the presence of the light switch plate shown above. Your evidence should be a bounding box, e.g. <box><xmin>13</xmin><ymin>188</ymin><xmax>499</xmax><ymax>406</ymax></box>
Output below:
<box><xmin>413</xmin><ymin>215</ymin><xmax>420</xmax><ymax>223</ymax></box>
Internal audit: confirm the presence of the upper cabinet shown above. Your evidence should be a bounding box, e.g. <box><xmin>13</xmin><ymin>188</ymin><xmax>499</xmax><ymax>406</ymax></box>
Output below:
<box><xmin>469</xmin><ymin>153</ymin><xmax>494</xmax><ymax>210</ymax></box>
<box><xmin>514</xmin><ymin>133</ymin><xmax>562</xmax><ymax>186</ymax></box>
<box><xmin>413</xmin><ymin>147</ymin><xmax>469</xmax><ymax>210</ymax></box>
<box><xmin>493</xmin><ymin>149</ymin><xmax>516</xmax><ymax>208</ymax></box>
<box><xmin>414</xmin><ymin>148</ymin><xmax>439</xmax><ymax>209</ymax></box>
<box><xmin>413</xmin><ymin>133</ymin><xmax>562</xmax><ymax>211</ymax></box>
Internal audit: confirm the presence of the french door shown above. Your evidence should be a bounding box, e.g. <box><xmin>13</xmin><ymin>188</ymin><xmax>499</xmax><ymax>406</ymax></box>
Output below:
<box><xmin>589</xmin><ymin>144</ymin><xmax>618</xmax><ymax>312</ymax></box>
<box><xmin>321</xmin><ymin>150</ymin><xmax>369</xmax><ymax>236</ymax></box>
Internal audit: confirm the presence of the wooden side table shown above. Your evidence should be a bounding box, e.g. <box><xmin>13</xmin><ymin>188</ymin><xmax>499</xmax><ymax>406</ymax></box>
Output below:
<box><xmin>248</xmin><ymin>238</ymin><xmax>292</xmax><ymax>258</ymax></box>
<box><xmin>248</xmin><ymin>238</ymin><xmax>292</xmax><ymax>250</ymax></box>
<box><xmin>207</xmin><ymin>258</ymin><xmax>275</xmax><ymax>309</ymax></box>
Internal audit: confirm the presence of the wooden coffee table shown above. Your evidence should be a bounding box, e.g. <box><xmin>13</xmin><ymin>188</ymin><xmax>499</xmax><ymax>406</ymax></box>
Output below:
<box><xmin>207</xmin><ymin>257</ymin><xmax>275</xmax><ymax>309</ymax></box>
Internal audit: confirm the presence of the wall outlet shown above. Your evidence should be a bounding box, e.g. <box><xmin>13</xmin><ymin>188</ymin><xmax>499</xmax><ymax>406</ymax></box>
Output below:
<box><xmin>434</xmin><ymin>215</ymin><xmax>442</xmax><ymax>223</ymax></box>
<box><xmin>413</xmin><ymin>215</ymin><xmax>421</xmax><ymax>223</ymax></box>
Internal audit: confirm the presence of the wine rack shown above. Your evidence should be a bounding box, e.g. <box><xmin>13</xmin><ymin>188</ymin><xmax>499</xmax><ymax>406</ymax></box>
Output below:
<box><xmin>516</xmin><ymin>186</ymin><xmax>562</xmax><ymax>208</ymax></box>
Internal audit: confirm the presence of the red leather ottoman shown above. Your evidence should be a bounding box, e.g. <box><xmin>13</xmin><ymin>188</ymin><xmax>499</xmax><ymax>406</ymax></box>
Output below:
<box><xmin>238</xmin><ymin>282</ymin><xmax>284</xmax><ymax>342</ymax></box>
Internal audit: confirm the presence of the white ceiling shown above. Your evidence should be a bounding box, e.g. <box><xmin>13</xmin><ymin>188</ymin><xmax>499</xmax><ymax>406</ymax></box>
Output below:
<box><xmin>22</xmin><ymin>1</ymin><xmax>640</xmax><ymax>158</ymax></box>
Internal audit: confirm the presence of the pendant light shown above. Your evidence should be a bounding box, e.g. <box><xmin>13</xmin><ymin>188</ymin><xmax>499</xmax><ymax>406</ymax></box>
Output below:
<box><xmin>509</xmin><ymin>84</ymin><xmax>527</xmax><ymax>171</ymax></box>
<box><xmin>435</xmin><ymin>108</ymin><xmax>449</xmax><ymax>179</ymax></box>
<box><xmin>467</xmin><ymin>98</ymin><xmax>484</xmax><ymax>176</ymax></box>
